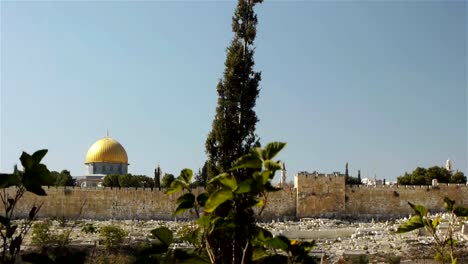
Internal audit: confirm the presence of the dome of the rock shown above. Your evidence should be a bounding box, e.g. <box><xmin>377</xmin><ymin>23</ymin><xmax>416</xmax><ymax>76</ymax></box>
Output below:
<box><xmin>84</xmin><ymin>137</ymin><xmax>129</xmax><ymax>175</ymax></box>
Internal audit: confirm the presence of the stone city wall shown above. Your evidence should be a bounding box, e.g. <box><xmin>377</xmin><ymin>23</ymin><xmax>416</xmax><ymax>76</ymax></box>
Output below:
<box><xmin>7</xmin><ymin>186</ymin><xmax>296</xmax><ymax>221</ymax></box>
<box><xmin>5</xmin><ymin>175</ymin><xmax>468</xmax><ymax>220</ymax></box>
<box><xmin>344</xmin><ymin>184</ymin><xmax>468</xmax><ymax>217</ymax></box>
<box><xmin>295</xmin><ymin>173</ymin><xmax>468</xmax><ymax>218</ymax></box>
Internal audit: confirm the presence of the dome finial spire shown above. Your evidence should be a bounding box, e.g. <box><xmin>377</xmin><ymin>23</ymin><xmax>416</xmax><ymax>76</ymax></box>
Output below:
<box><xmin>106</xmin><ymin>129</ymin><xmax>109</xmax><ymax>138</ymax></box>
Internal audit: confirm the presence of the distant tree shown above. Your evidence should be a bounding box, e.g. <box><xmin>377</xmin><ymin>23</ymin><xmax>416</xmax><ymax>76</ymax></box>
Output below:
<box><xmin>451</xmin><ymin>171</ymin><xmax>467</xmax><ymax>184</ymax></box>
<box><xmin>154</xmin><ymin>165</ymin><xmax>162</xmax><ymax>190</ymax></box>
<box><xmin>358</xmin><ymin>170</ymin><xmax>361</xmax><ymax>184</ymax></box>
<box><xmin>411</xmin><ymin>167</ymin><xmax>427</xmax><ymax>185</ymax></box>
<box><xmin>118</xmin><ymin>174</ymin><xmax>138</xmax><ymax>187</ymax></box>
<box><xmin>193</xmin><ymin>161</ymin><xmax>208</xmax><ymax>187</ymax></box>
<box><xmin>50</xmin><ymin>171</ymin><xmax>60</xmax><ymax>185</ymax></box>
<box><xmin>133</xmin><ymin>175</ymin><xmax>154</xmax><ymax>188</ymax></box>
<box><xmin>345</xmin><ymin>162</ymin><xmax>349</xmax><ymax>183</ymax></box>
<box><xmin>56</xmin><ymin>170</ymin><xmax>75</xmax><ymax>186</ymax></box>
<box><xmin>161</xmin><ymin>173</ymin><xmax>175</xmax><ymax>188</ymax></box>
<box><xmin>383</xmin><ymin>178</ymin><xmax>386</xmax><ymax>185</ymax></box>
<box><xmin>103</xmin><ymin>174</ymin><xmax>120</xmax><ymax>187</ymax></box>
<box><xmin>397</xmin><ymin>172</ymin><xmax>412</xmax><ymax>185</ymax></box>
<box><xmin>347</xmin><ymin>176</ymin><xmax>361</xmax><ymax>185</ymax></box>
<box><xmin>397</xmin><ymin>166</ymin><xmax>460</xmax><ymax>185</ymax></box>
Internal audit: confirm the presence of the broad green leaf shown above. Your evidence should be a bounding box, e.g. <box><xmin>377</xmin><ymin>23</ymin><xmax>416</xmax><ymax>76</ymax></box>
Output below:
<box><xmin>196</xmin><ymin>193</ymin><xmax>209</xmax><ymax>207</ymax></box>
<box><xmin>31</xmin><ymin>149</ymin><xmax>48</xmax><ymax>163</ymax></box>
<box><xmin>266</xmin><ymin>236</ymin><xmax>289</xmax><ymax>251</ymax></box>
<box><xmin>262</xmin><ymin>142</ymin><xmax>286</xmax><ymax>160</ymax></box>
<box><xmin>176</xmin><ymin>193</ymin><xmax>195</xmax><ymax>205</ymax></box>
<box><xmin>234</xmin><ymin>180</ymin><xmax>252</xmax><ymax>194</ymax></box>
<box><xmin>431</xmin><ymin>216</ymin><xmax>441</xmax><ymax>230</ymax></box>
<box><xmin>252</xmin><ymin>245</ymin><xmax>267</xmax><ymax>261</ymax></box>
<box><xmin>255</xmin><ymin>227</ymin><xmax>273</xmax><ymax>242</ymax></box>
<box><xmin>174</xmin><ymin>193</ymin><xmax>195</xmax><ymax>215</ymax></box>
<box><xmin>452</xmin><ymin>258</ymin><xmax>458</xmax><ymax>264</ymax></box>
<box><xmin>230</xmin><ymin>153</ymin><xmax>262</xmax><ymax>171</ymax></box>
<box><xmin>150</xmin><ymin>226</ymin><xmax>173</xmax><ymax>246</ymax></box>
<box><xmin>454</xmin><ymin>206</ymin><xmax>468</xmax><ymax>217</ymax></box>
<box><xmin>204</xmin><ymin>189</ymin><xmax>233</xmax><ymax>213</ymax></box>
<box><xmin>197</xmin><ymin>215</ymin><xmax>210</xmax><ymax>227</ymax></box>
<box><xmin>396</xmin><ymin>215</ymin><xmax>424</xmax><ymax>233</ymax></box>
<box><xmin>166</xmin><ymin>179</ymin><xmax>185</xmax><ymax>194</ymax></box>
<box><xmin>444</xmin><ymin>197</ymin><xmax>455</xmax><ymax>211</ymax></box>
<box><xmin>0</xmin><ymin>174</ymin><xmax>20</xmax><ymax>189</ymax></box>
<box><xmin>408</xmin><ymin>202</ymin><xmax>427</xmax><ymax>217</ymax></box>
<box><xmin>263</xmin><ymin>160</ymin><xmax>282</xmax><ymax>172</ymax></box>
<box><xmin>208</xmin><ymin>173</ymin><xmax>237</xmax><ymax>190</ymax></box>
<box><xmin>210</xmin><ymin>217</ymin><xmax>235</xmax><ymax>233</ymax></box>
<box><xmin>175</xmin><ymin>201</ymin><xmax>195</xmax><ymax>215</ymax></box>
<box><xmin>19</xmin><ymin>152</ymin><xmax>33</xmax><ymax>170</ymax></box>
<box><xmin>179</xmin><ymin>169</ymin><xmax>193</xmax><ymax>185</ymax></box>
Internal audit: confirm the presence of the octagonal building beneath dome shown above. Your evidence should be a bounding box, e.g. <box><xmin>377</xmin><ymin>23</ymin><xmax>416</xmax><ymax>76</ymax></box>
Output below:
<box><xmin>84</xmin><ymin>136</ymin><xmax>129</xmax><ymax>175</ymax></box>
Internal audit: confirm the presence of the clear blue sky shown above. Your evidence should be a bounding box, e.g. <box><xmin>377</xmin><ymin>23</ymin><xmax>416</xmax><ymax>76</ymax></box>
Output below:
<box><xmin>1</xmin><ymin>1</ymin><xmax>466</xmax><ymax>182</ymax></box>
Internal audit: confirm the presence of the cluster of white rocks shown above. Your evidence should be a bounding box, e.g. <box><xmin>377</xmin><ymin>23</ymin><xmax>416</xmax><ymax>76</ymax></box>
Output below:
<box><xmin>19</xmin><ymin>215</ymin><xmax>468</xmax><ymax>263</ymax></box>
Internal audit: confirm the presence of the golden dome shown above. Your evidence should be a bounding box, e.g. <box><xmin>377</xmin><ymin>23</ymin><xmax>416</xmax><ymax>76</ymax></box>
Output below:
<box><xmin>85</xmin><ymin>137</ymin><xmax>128</xmax><ymax>164</ymax></box>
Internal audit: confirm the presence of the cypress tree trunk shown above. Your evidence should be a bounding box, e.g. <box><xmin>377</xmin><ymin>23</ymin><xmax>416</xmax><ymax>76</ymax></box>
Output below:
<box><xmin>205</xmin><ymin>0</ymin><xmax>263</xmax><ymax>263</ymax></box>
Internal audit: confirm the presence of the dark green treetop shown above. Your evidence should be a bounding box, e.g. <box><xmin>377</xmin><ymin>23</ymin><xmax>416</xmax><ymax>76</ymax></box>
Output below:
<box><xmin>205</xmin><ymin>0</ymin><xmax>263</xmax><ymax>182</ymax></box>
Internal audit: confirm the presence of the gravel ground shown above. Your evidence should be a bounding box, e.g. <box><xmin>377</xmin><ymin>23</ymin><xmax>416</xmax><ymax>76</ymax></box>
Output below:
<box><xmin>17</xmin><ymin>216</ymin><xmax>468</xmax><ymax>263</ymax></box>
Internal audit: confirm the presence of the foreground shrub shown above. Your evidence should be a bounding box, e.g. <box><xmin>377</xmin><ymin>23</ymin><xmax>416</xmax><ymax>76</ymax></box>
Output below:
<box><xmin>397</xmin><ymin>197</ymin><xmax>468</xmax><ymax>264</ymax></box>
<box><xmin>31</xmin><ymin>221</ymin><xmax>71</xmax><ymax>248</ymax></box>
<box><xmin>100</xmin><ymin>225</ymin><xmax>128</xmax><ymax>250</ymax></box>
<box><xmin>0</xmin><ymin>150</ymin><xmax>54</xmax><ymax>263</ymax></box>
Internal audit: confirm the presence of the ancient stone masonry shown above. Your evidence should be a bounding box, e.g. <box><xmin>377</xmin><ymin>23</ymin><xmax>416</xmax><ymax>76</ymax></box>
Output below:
<box><xmin>4</xmin><ymin>174</ymin><xmax>468</xmax><ymax>220</ymax></box>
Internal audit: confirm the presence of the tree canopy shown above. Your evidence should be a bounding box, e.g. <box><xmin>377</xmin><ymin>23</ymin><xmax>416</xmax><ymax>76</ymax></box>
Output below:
<box><xmin>397</xmin><ymin>166</ymin><xmax>466</xmax><ymax>185</ymax></box>
<box><xmin>102</xmin><ymin>174</ymin><xmax>154</xmax><ymax>188</ymax></box>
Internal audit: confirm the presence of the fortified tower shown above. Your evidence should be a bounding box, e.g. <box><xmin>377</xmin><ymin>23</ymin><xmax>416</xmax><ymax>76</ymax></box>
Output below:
<box><xmin>295</xmin><ymin>171</ymin><xmax>346</xmax><ymax>218</ymax></box>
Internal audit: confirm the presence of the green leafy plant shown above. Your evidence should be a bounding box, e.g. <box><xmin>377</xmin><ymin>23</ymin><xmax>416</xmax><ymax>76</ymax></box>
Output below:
<box><xmin>0</xmin><ymin>150</ymin><xmax>54</xmax><ymax>263</ymax></box>
<box><xmin>31</xmin><ymin>221</ymin><xmax>70</xmax><ymax>248</ymax></box>
<box><xmin>81</xmin><ymin>223</ymin><xmax>98</xmax><ymax>234</ymax></box>
<box><xmin>99</xmin><ymin>225</ymin><xmax>128</xmax><ymax>250</ymax></box>
<box><xmin>396</xmin><ymin>197</ymin><xmax>468</xmax><ymax>264</ymax></box>
<box><xmin>164</xmin><ymin>142</ymin><xmax>316</xmax><ymax>264</ymax></box>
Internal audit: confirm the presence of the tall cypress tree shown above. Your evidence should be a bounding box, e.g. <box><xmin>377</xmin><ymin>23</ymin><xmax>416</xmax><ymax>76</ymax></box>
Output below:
<box><xmin>205</xmin><ymin>0</ymin><xmax>262</xmax><ymax>182</ymax></box>
<box><xmin>205</xmin><ymin>1</ymin><xmax>263</xmax><ymax>263</ymax></box>
<box><xmin>154</xmin><ymin>165</ymin><xmax>161</xmax><ymax>190</ymax></box>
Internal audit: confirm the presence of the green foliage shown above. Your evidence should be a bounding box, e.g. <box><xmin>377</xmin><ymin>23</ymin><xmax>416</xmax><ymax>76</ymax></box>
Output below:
<box><xmin>346</xmin><ymin>176</ymin><xmax>361</xmax><ymax>185</ymax></box>
<box><xmin>81</xmin><ymin>223</ymin><xmax>97</xmax><ymax>234</ymax></box>
<box><xmin>103</xmin><ymin>174</ymin><xmax>154</xmax><ymax>188</ymax></box>
<box><xmin>205</xmin><ymin>0</ymin><xmax>262</xmax><ymax>182</ymax></box>
<box><xmin>161</xmin><ymin>173</ymin><xmax>175</xmax><ymax>189</ymax></box>
<box><xmin>154</xmin><ymin>165</ymin><xmax>162</xmax><ymax>189</ymax></box>
<box><xmin>51</xmin><ymin>170</ymin><xmax>75</xmax><ymax>186</ymax></box>
<box><xmin>0</xmin><ymin>150</ymin><xmax>53</xmax><ymax>263</ymax></box>
<box><xmin>396</xmin><ymin>197</ymin><xmax>468</xmax><ymax>263</ymax></box>
<box><xmin>193</xmin><ymin>161</ymin><xmax>209</xmax><ymax>188</ymax></box>
<box><xmin>397</xmin><ymin>166</ymin><xmax>466</xmax><ymax>185</ymax></box>
<box><xmin>451</xmin><ymin>171</ymin><xmax>467</xmax><ymax>184</ymax></box>
<box><xmin>31</xmin><ymin>221</ymin><xmax>53</xmax><ymax>246</ymax></box>
<box><xmin>31</xmin><ymin>221</ymin><xmax>71</xmax><ymax>248</ymax></box>
<box><xmin>162</xmin><ymin>142</ymin><xmax>316</xmax><ymax>264</ymax></box>
<box><xmin>99</xmin><ymin>225</ymin><xmax>128</xmax><ymax>250</ymax></box>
